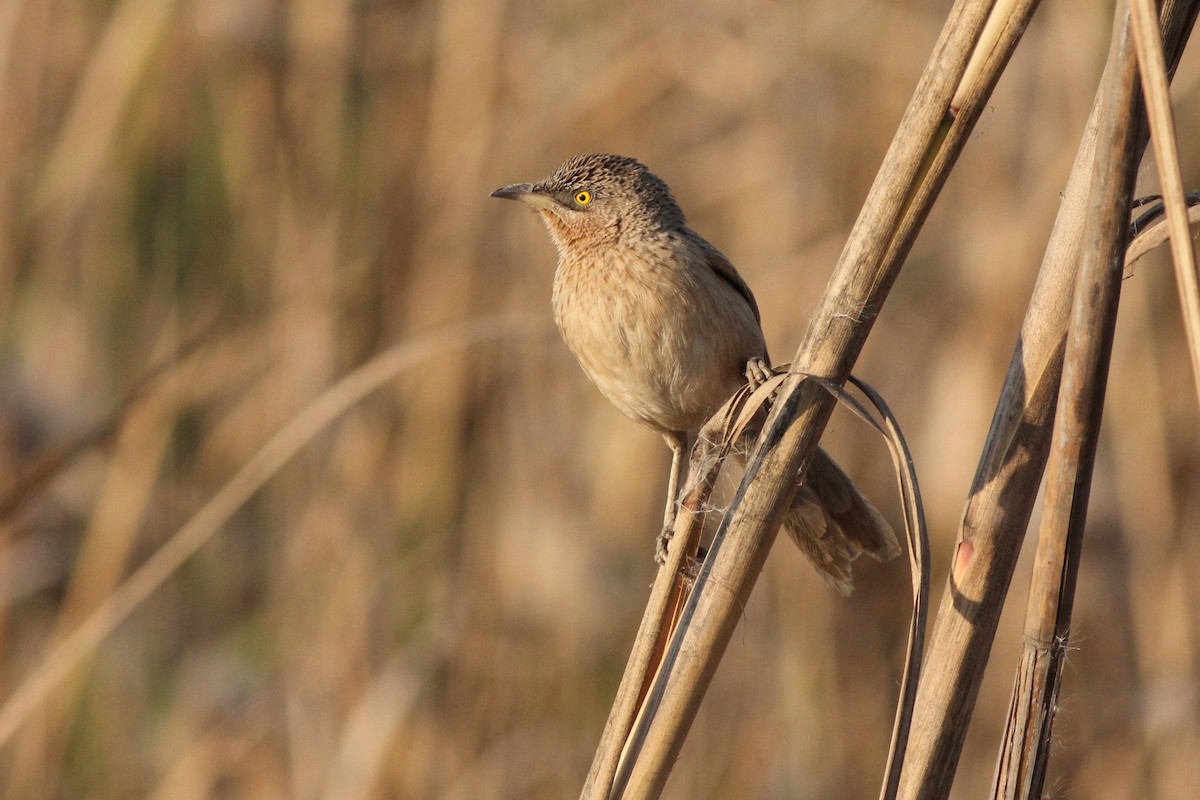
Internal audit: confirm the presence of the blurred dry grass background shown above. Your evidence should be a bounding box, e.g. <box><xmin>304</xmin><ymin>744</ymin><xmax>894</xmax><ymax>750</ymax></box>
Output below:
<box><xmin>0</xmin><ymin>0</ymin><xmax>1198</xmax><ymax>797</ymax></box>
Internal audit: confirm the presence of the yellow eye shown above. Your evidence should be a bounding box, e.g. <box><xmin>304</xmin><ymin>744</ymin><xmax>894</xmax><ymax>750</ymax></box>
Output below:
<box><xmin>574</xmin><ymin>190</ymin><xmax>592</xmax><ymax>206</ymax></box>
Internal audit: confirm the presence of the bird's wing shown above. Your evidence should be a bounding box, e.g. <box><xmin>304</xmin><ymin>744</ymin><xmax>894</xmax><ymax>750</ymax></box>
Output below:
<box><xmin>698</xmin><ymin>238</ymin><xmax>762</xmax><ymax>325</ymax></box>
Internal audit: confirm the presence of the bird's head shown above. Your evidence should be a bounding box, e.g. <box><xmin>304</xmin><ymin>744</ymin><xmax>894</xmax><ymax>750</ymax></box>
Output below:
<box><xmin>491</xmin><ymin>154</ymin><xmax>686</xmax><ymax>252</ymax></box>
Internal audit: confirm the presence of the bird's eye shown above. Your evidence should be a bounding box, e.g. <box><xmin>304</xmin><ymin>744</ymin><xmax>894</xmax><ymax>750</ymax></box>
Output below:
<box><xmin>574</xmin><ymin>190</ymin><xmax>592</xmax><ymax>206</ymax></box>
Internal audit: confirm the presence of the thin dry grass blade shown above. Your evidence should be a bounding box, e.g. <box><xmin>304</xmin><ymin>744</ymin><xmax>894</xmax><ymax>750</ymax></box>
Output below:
<box><xmin>1129</xmin><ymin>0</ymin><xmax>1200</xmax><ymax>409</ymax></box>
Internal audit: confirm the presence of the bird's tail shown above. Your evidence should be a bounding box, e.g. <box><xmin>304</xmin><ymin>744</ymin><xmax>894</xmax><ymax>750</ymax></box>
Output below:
<box><xmin>778</xmin><ymin>448</ymin><xmax>900</xmax><ymax>596</ymax></box>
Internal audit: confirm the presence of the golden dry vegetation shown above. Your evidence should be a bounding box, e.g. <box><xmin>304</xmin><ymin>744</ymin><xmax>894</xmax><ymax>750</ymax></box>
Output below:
<box><xmin>0</xmin><ymin>1</ymin><xmax>1198</xmax><ymax>798</ymax></box>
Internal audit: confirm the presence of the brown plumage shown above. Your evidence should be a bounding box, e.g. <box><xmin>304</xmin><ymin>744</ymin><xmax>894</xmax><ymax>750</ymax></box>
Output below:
<box><xmin>492</xmin><ymin>154</ymin><xmax>899</xmax><ymax>594</ymax></box>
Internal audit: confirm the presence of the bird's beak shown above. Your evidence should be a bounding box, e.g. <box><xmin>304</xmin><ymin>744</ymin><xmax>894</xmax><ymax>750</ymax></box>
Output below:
<box><xmin>490</xmin><ymin>183</ymin><xmax>558</xmax><ymax>211</ymax></box>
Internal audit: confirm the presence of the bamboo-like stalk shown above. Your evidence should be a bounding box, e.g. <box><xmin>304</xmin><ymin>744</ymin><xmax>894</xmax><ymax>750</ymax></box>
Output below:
<box><xmin>990</xmin><ymin>5</ymin><xmax>1142</xmax><ymax>796</ymax></box>
<box><xmin>898</xmin><ymin>2</ymin><xmax>1200</xmax><ymax>797</ymax></box>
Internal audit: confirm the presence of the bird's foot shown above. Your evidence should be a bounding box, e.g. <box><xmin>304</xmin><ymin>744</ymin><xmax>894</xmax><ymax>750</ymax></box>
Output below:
<box><xmin>655</xmin><ymin>524</ymin><xmax>672</xmax><ymax>565</ymax></box>
<box><xmin>744</xmin><ymin>357</ymin><xmax>775</xmax><ymax>389</ymax></box>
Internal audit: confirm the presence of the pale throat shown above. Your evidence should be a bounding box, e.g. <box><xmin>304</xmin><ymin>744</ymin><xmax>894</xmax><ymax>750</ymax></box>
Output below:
<box><xmin>539</xmin><ymin>209</ymin><xmax>624</xmax><ymax>253</ymax></box>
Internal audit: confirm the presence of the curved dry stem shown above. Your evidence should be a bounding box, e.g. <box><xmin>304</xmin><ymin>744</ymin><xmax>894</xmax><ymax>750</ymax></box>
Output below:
<box><xmin>804</xmin><ymin>374</ymin><xmax>930</xmax><ymax>800</ymax></box>
<box><xmin>1126</xmin><ymin>194</ymin><xmax>1200</xmax><ymax>269</ymax></box>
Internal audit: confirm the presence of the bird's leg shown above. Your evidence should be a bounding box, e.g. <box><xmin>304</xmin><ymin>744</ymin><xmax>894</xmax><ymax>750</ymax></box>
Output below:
<box><xmin>656</xmin><ymin>431</ymin><xmax>689</xmax><ymax>564</ymax></box>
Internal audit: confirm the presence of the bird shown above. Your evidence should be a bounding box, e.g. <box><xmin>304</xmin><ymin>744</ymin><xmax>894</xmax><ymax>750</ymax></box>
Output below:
<box><xmin>491</xmin><ymin>154</ymin><xmax>899</xmax><ymax>594</ymax></box>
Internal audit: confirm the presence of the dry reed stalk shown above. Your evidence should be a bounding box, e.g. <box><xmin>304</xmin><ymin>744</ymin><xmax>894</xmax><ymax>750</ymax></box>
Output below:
<box><xmin>582</xmin><ymin>375</ymin><xmax>780</xmax><ymax>797</ymax></box>
<box><xmin>991</xmin><ymin>5</ymin><xmax>1142</xmax><ymax>796</ymax></box>
<box><xmin>582</xmin><ymin>1</ymin><xmax>1048</xmax><ymax>796</ymax></box>
<box><xmin>580</xmin><ymin>451</ymin><xmax>713</xmax><ymax>797</ymax></box>
<box><xmin>899</xmin><ymin>2</ymin><xmax>1199</xmax><ymax>797</ymax></box>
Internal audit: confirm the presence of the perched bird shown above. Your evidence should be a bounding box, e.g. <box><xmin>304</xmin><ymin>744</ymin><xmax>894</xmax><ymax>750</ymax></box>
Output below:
<box><xmin>492</xmin><ymin>154</ymin><xmax>899</xmax><ymax>594</ymax></box>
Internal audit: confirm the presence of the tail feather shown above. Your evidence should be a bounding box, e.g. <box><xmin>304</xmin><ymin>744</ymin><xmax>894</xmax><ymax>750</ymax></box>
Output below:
<box><xmin>781</xmin><ymin>448</ymin><xmax>901</xmax><ymax>596</ymax></box>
